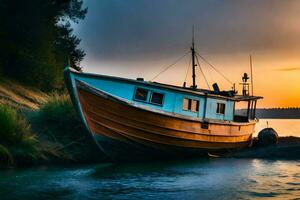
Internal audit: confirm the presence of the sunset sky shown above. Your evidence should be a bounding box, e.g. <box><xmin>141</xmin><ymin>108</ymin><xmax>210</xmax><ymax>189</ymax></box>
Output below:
<box><xmin>73</xmin><ymin>0</ymin><xmax>300</xmax><ymax>108</ymax></box>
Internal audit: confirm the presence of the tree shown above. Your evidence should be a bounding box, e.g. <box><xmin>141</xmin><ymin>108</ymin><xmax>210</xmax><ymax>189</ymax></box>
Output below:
<box><xmin>0</xmin><ymin>0</ymin><xmax>87</xmax><ymax>91</ymax></box>
<box><xmin>54</xmin><ymin>23</ymin><xmax>86</xmax><ymax>71</ymax></box>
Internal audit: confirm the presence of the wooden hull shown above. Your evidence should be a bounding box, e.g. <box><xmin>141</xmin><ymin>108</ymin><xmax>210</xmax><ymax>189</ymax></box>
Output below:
<box><xmin>71</xmin><ymin>79</ymin><xmax>255</xmax><ymax>161</ymax></box>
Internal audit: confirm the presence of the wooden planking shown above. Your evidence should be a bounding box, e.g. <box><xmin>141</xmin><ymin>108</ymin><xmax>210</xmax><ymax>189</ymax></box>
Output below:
<box><xmin>79</xmin><ymin>88</ymin><xmax>255</xmax><ymax>135</ymax></box>
<box><xmin>78</xmin><ymin>86</ymin><xmax>254</xmax><ymax>136</ymax></box>
<box><xmin>77</xmin><ymin>85</ymin><xmax>253</xmax><ymax>150</ymax></box>
<box><xmin>88</xmin><ymin>115</ymin><xmax>251</xmax><ymax>149</ymax></box>
<box><xmin>86</xmin><ymin>99</ymin><xmax>254</xmax><ymax>137</ymax></box>
<box><xmin>75</xmin><ymin>78</ymin><xmax>256</xmax><ymax>127</ymax></box>
<box><xmin>86</xmin><ymin>108</ymin><xmax>251</xmax><ymax>143</ymax></box>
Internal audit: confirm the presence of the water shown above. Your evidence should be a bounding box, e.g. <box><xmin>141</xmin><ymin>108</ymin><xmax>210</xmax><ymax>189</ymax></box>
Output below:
<box><xmin>256</xmin><ymin>119</ymin><xmax>300</xmax><ymax>137</ymax></box>
<box><xmin>0</xmin><ymin>159</ymin><xmax>299</xmax><ymax>200</ymax></box>
<box><xmin>0</xmin><ymin>119</ymin><xmax>299</xmax><ymax>200</ymax></box>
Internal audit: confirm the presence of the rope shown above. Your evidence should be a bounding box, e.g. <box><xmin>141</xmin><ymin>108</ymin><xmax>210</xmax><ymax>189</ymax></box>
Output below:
<box><xmin>195</xmin><ymin>52</ymin><xmax>233</xmax><ymax>85</ymax></box>
<box><xmin>151</xmin><ymin>51</ymin><xmax>190</xmax><ymax>81</ymax></box>
<box><xmin>195</xmin><ymin>54</ymin><xmax>211</xmax><ymax>90</ymax></box>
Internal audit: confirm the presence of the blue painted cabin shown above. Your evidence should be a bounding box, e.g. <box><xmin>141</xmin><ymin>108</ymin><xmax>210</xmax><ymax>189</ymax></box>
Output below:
<box><xmin>72</xmin><ymin>72</ymin><xmax>238</xmax><ymax>122</ymax></box>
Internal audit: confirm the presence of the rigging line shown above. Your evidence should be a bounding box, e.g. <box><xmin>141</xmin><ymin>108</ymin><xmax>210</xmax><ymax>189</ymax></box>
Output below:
<box><xmin>151</xmin><ymin>51</ymin><xmax>190</xmax><ymax>81</ymax></box>
<box><xmin>195</xmin><ymin>54</ymin><xmax>211</xmax><ymax>90</ymax></box>
<box><xmin>195</xmin><ymin>51</ymin><xmax>233</xmax><ymax>85</ymax></box>
<box><xmin>184</xmin><ymin>55</ymin><xmax>192</xmax><ymax>83</ymax></box>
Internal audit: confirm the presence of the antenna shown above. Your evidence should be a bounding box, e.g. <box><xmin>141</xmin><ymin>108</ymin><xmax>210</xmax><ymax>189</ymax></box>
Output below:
<box><xmin>192</xmin><ymin>25</ymin><xmax>194</xmax><ymax>46</ymax></box>
<box><xmin>191</xmin><ymin>25</ymin><xmax>197</xmax><ymax>89</ymax></box>
<box><xmin>250</xmin><ymin>54</ymin><xmax>254</xmax><ymax>96</ymax></box>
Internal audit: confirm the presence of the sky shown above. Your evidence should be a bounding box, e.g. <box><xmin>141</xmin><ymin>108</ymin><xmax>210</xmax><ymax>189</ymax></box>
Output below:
<box><xmin>73</xmin><ymin>0</ymin><xmax>300</xmax><ymax>108</ymax></box>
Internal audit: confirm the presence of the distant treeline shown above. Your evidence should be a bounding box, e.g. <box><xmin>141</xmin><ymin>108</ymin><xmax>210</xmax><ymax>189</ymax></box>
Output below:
<box><xmin>241</xmin><ymin>108</ymin><xmax>300</xmax><ymax>119</ymax></box>
<box><xmin>0</xmin><ymin>0</ymin><xmax>86</xmax><ymax>91</ymax></box>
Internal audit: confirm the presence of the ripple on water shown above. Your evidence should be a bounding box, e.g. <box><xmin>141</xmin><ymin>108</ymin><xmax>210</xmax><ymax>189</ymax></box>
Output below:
<box><xmin>0</xmin><ymin>159</ymin><xmax>299</xmax><ymax>200</ymax></box>
<box><xmin>247</xmin><ymin>191</ymin><xmax>281</xmax><ymax>198</ymax></box>
<box><xmin>287</xmin><ymin>182</ymin><xmax>300</xmax><ymax>186</ymax></box>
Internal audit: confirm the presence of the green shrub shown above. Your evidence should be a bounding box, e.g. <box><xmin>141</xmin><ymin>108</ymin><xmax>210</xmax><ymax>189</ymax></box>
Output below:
<box><xmin>37</xmin><ymin>93</ymin><xmax>76</xmax><ymax>125</ymax></box>
<box><xmin>32</xmin><ymin>92</ymin><xmax>103</xmax><ymax>163</ymax></box>
<box><xmin>0</xmin><ymin>104</ymin><xmax>40</xmax><ymax>167</ymax></box>
<box><xmin>35</xmin><ymin>92</ymin><xmax>81</xmax><ymax>143</ymax></box>
<box><xmin>0</xmin><ymin>105</ymin><xmax>17</xmax><ymax>143</ymax></box>
<box><xmin>0</xmin><ymin>145</ymin><xmax>13</xmax><ymax>167</ymax></box>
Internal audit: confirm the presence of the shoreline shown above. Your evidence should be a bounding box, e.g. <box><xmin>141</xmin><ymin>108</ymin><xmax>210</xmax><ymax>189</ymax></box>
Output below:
<box><xmin>39</xmin><ymin>136</ymin><xmax>300</xmax><ymax>165</ymax></box>
<box><xmin>2</xmin><ymin>136</ymin><xmax>299</xmax><ymax>170</ymax></box>
<box><xmin>0</xmin><ymin>79</ymin><xmax>299</xmax><ymax>169</ymax></box>
<box><xmin>225</xmin><ymin>136</ymin><xmax>300</xmax><ymax>160</ymax></box>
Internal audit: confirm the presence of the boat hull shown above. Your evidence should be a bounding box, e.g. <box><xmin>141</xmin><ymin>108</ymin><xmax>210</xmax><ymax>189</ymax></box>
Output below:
<box><xmin>93</xmin><ymin>134</ymin><xmax>211</xmax><ymax>161</ymax></box>
<box><xmin>70</xmin><ymin>78</ymin><xmax>254</xmax><ymax>161</ymax></box>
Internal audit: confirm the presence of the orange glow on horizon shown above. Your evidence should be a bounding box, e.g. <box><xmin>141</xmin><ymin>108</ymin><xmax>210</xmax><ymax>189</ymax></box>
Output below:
<box><xmin>83</xmin><ymin>50</ymin><xmax>300</xmax><ymax>108</ymax></box>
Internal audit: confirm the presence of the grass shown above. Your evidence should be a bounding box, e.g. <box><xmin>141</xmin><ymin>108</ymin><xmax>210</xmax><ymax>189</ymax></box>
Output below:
<box><xmin>0</xmin><ymin>78</ymin><xmax>48</xmax><ymax>110</ymax></box>
<box><xmin>0</xmin><ymin>145</ymin><xmax>13</xmax><ymax>167</ymax></box>
<box><xmin>0</xmin><ymin>104</ymin><xmax>40</xmax><ymax>168</ymax></box>
<box><xmin>0</xmin><ymin>82</ymin><xmax>104</xmax><ymax>168</ymax></box>
<box><xmin>30</xmin><ymin>92</ymin><xmax>104</xmax><ymax>163</ymax></box>
<box><xmin>34</xmin><ymin>93</ymin><xmax>83</xmax><ymax>144</ymax></box>
<box><xmin>36</xmin><ymin>93</ymin><xmax>76</xmax><ymax>129</ymax></box>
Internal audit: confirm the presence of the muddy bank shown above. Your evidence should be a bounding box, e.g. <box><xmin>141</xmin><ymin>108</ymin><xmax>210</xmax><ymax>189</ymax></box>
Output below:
<box><xmin>226</xmin><ymin>136</ymin><xmax>300</xmax><ymax>159</ymax></box>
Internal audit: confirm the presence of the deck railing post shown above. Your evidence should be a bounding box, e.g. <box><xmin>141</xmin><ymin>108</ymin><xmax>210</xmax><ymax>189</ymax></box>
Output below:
<box><xmin>250</xmin><ymin>100</ymin><xmax>254</xmax><ymax>119</ymax></box>
<box><xmin>247</xmin><ymin>100</ymin><xmax>250</xmax><ymax>119</ymax></box>
<box><xmin>253</xmin><ymin>100</ymin><xmax>257</xmax><ymax>119</ymax></box>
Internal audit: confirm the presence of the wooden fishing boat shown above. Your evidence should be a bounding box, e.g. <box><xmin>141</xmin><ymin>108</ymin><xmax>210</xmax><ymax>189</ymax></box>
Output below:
<box><xmin>64</xmin><ymin>38</ymin><xmax>262</xmax><ymax>161</ymax></box>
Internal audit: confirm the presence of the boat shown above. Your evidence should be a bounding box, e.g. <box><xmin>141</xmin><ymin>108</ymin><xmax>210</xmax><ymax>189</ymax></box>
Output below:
<box><xmin>64</xmin><ymin>36</ymin><xmax>262</xmax><ymax>161</ymax></box>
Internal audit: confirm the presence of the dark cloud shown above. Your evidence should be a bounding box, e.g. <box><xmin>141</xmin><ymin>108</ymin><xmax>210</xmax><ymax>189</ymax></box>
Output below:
<box><xmin>275</xmin><ymin>67</ymin><xmax>300</xmax><ymax>72</ymax></box>
<box><xmin>73</xmin><ymin>0</ymin><xmax>300</xmax><ymax>62</ymax></box>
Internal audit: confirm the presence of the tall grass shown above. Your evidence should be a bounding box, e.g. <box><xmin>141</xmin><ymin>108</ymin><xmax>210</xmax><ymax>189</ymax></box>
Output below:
<box><xmin>0</xmin><ymin>145</ymin><xmax>13</xmax><ymax>167</ymax></box>
<box><xmin>0</xmin><ymin>92</ymin><xmax>104</xmax><ymax>167</ymax></box>
<box><xmin>39</xmin><ymin>93</ymin><xmax>77</xmax><ymax>123</ymax></box>
<box><xmin>36</xmin><ymin>93</ymin><xmax>80</xmax><ymax>141</ymax></box>
<box><xmin>32</xmin><ymin>92</ymin><xmax>103</xmax><ymax>163</ymax></box>
<box><xmin>0</xmin><ymin>104</ymin><xmax>40</xmax><ymax>167</ymax></box>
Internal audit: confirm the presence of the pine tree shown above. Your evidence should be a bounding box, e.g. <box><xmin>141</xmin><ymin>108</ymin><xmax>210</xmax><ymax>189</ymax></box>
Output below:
<box><xmin>0</xmin><ymin>0</ymin><xmax>87</xmax><ymax>91</ymax></box>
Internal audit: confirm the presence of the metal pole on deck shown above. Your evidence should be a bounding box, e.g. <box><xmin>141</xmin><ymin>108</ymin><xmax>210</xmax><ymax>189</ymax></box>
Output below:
<box><xmin>253</xmin><ymin>100</ymin><xmax>257</xmax><ymax>119</ymax></box>
<box><xmin>191</xmin><ymin>26</ymin><xmax>197</xmax><ymax>89</ymax></box>
<box><xmin>250</xmin><ymin>55</ymin><xmax>254</xmax><ymax>96</ymax></box>
<box><xmin>247</xmin><ymin>101</ymin><xmax>250</xmax><ymax>119</ymax></box>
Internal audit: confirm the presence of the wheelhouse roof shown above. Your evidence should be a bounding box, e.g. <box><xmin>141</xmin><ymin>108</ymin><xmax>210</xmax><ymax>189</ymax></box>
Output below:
<box><xmin>68</xmin><ymin>67</ymin><xmax>263</xmax><ymax>102</ymax></box>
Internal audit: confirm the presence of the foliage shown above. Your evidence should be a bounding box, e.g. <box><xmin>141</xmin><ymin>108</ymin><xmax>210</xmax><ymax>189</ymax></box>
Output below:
<box><xmin>0</xmin><ymin>145</ymin><xmax>13</xmax><ymax>167</ymax></box>
<box><xmin>37</xmin><ymin>93</ymin><xmax>77</xmax><ymax>128</ymax></box>
<box><xmin>32</xmin><ymin>92</ymin><xmax>103</xmax><ymax>163</ymax></box>
<box><xmin>0</xmin><ymin>0</ymin><xmax>87</xmax><ymax>91</ymax></box>
<box><xmin>0</xmin><ymin>104</ymin><xmax>40</xmax><ymax>167</ymax></box>
<box><xmin>0</xmin><ymin>91</ymin><xmax>103</xmax><ymax>167</ymax></box>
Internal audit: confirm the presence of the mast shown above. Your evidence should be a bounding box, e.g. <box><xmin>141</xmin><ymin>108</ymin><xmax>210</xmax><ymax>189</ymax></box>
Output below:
<box><xmin>191</xmin><ymin>26</ymin><xmax>197</xmax><ymax>89</ymax></box>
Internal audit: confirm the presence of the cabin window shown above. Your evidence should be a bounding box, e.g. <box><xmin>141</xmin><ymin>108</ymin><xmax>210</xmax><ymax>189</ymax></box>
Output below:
<box><xmin>183</xmin><ymin>98</ymin><xmax>199</xmax><ymax>112</ymax></box>
<box><xmin>191</xmin><ymin>100</ymin><xmax>199</xmax><ymax>112</ymax></box>
<box><xmin>216</xmin><ymin>103</ymin><xmax>225</xmax><ymax>114</ymax></box>
<box><xmin>183</xmin><ymin>98</ymin><xmax>190</xmax><ymax>110</ymax></box>
<box><xmin>150</xmin><ymin>92</ymin><xmax>164</xmax><ymax>106</ymax></box>
<box><xmin>134</xmin><ymin>88</ymin><xmax>149</xmax><ymax>102</ymax></box>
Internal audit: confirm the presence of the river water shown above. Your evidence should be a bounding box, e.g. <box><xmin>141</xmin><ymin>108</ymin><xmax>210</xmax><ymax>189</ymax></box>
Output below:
<box><xmin>0</xmin><ymin>119</ymin><xmax>299</xmax><ymax>200</ymax></box>
<box><xmin>256</xmin><ymin>119</ymin><xmax>300</xmax><ymax>137</ymax></box>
